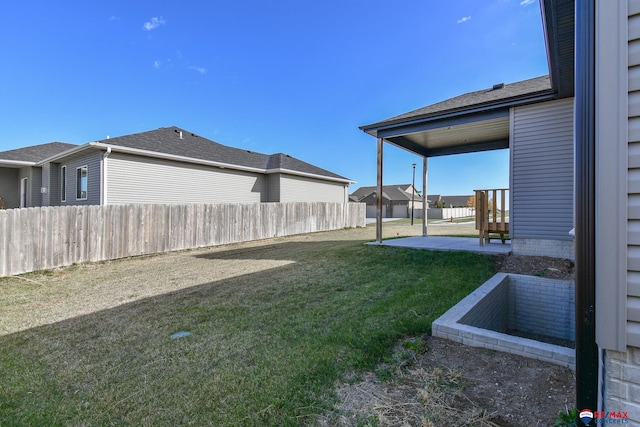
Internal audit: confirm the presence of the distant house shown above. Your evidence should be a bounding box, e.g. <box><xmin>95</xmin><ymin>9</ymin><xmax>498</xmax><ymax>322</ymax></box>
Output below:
<box><xmin>0</xmin><ymin>142</ymin><xmax>76</xmax><ymax>208</ymax></box>
<box><xmin>427</xmin><ymin>195</ymin><xmax>472</xmax><ymax>209</ymax></box>
<box><xmin>0</xmin><ymin>126</ymin><xmax>352</xmax><ymax>208</ymax></box>
<box><xmin>350</xmin><ymin>184</ymin><xmax>423</xmax><ymax>218</ymax></box>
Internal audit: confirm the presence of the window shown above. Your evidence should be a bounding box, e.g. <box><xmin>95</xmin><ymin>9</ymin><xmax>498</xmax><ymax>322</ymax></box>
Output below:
<box><xmin>76</xmin><ymin>166</ymin><xmax>87</xmax><ymax>200</ymax></box>
<box><xmin>61</xmin><ymin>166</ymin><xmax>66</xmax><ymax>202</ymax></box>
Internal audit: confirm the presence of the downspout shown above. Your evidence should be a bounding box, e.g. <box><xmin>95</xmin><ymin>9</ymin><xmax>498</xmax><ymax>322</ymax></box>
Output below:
<box><xmin>101</xmin><ymin>147</ymin><xmax>111</xmax><ymax>206</ymax></box>
<box><xmin>574</xmin><ymin>0</ymin><xmax>598</xmax><ymax>423</ymax></box>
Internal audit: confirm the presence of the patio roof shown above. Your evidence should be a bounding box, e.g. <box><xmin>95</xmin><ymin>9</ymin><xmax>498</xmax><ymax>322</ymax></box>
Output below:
<box><xmin>359</xmin><ymin>0</ymin><xmax>574</xmax><ymax>158</ymax></box>
<box><xmin>360</xmin><ymin>76</ymin><xmax>554</xmax><ymax>157</ymax></box>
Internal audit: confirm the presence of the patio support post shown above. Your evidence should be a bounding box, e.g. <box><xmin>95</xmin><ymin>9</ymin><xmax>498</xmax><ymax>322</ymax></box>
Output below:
<box><xmin>376</xmin><ymin>138</ymin><xmax>383</xmax><ymax>243</ymax></box>
<box><xmin>423</xmin><ymin>157</ymin><xmax>428</xmax><ymax>237</ymax></box>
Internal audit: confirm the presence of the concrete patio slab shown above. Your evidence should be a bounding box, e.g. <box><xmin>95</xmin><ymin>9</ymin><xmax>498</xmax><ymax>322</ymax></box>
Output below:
<box><xmin>367</xmin><ymin>236</ymin><xmax>511</xmax><ymax>255</ymax></box>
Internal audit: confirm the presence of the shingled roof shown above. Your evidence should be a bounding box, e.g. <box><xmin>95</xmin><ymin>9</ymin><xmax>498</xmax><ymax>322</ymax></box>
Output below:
<box><xmin>87</xmin><ymin>126</ymin><xmax>350</xmax><ymax>182</ymax></box>
<box><xmin>350</xmin><ymin>184</ymin><xmax>423</xmax><ymax>202</ymax></box>
<box><xmin>0</xmin><ymin>142</ymin><xmax>76</xmax><ymax>164</ymax></box>
<box><xmin>361</xmin><ymin>75</ymin><xmax>552</xmax><ymax>131</ymax></box>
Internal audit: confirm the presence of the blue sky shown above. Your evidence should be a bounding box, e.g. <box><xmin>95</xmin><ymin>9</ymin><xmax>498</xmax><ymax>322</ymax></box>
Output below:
<box><xmin>0</xmin><ymin>0</ymin><xmax>548</xmax><ymax>196</ymax></box>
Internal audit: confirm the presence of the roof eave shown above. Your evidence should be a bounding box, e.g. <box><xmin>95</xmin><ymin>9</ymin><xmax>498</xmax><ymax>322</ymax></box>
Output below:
<box><xmin>360</xmin><ymin>89</ymin><xmax>557</xmax><ymax>136</ymax></box>
<box><xmin>44</xmin><ymin>141</ymin><xmax>351</xmax><ymax>183</ymax></box>
<box><xmin>89</xmin><ymin>142</ymin><xmax>268</xmax><ymax>174</ymax></box>
<box><xmin>0</xmin><ymin>160</ymin><xmax>37</xmax><ymax>168</ymax></box>
<box><xmin>36</xmin><ymin>143</ymin><xmax>95</xmax><ymax>165</ymax></box>
<box><xmin>540</xmin><ymin>0</ymin><xmax>575</xmax><ymax>98</ymax></box>
<box><xmin>266</xmin><ymin>168</ymin><xmax>354</xmax><ymax>184</ymax></box>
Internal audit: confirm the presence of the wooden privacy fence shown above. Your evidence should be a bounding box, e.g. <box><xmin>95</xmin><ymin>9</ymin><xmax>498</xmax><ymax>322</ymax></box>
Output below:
<box><xmin>0</xmin><ymin>202</ymin><xmax>366</xmax><ymax>277</ymax></box>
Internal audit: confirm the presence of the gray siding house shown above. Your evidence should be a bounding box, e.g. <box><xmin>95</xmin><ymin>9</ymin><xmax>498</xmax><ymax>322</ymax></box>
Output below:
<box><xmin>0</xmin><ymin>142</ymin><xmax>76</xmax><ymax>209</ymax></box>
<box><xmin>0</xmin><ymin>127</ymin><xmax>352</xmax><ymax>208</ymax></box>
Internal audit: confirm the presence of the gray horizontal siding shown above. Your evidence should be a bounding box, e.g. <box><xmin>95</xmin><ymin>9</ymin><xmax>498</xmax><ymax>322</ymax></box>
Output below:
<box><xmin>106</xmin><ymin>153</ymin><xmax>265</xmax><ymax>205</ymax></box>
<box><xmin>0</xmin><ymin>168</ymin><xmax>19</xmax><ymax>208</ymax></box>
<box><xmin>18</xmin><ymin>167</ymin><xmax>42</xmax><ymax>207</ymax></box>
<box><xmin>629</xmin><ymin>5</ymin><xmax>640</xmax><ymax>346</ymax></box>
<box><xmin>56</xmin><ymin>152</ymin><xmax>102</xmax><ymax>206</ymax></box>
<box><xmin>266</xmin><ymin>174</ymin><xmax>280</xmax><ymax>202</ymax></box>
<box><xmin>511</xmin><ymin>98</ymin><xmax>574</xmax><ymax>241</ymax></box>
<box><xmin>278</xmin><ymin>174</ymin><xmax>346</xmax><ymax>203</ymax></box>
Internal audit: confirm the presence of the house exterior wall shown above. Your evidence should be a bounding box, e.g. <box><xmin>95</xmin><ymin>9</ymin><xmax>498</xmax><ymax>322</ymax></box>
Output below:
<box><xmin>106</xmin><ymin>152</ymin><xmax>266</xmax><ymax>205</ymax></box>
<box><xmin>278</xmin><ymin>174</ymin><xmax>347</xmax><ymax>203</ymax></box>
<box><xmin>510</xmin><ymin>97</ymin><xmax>575</xmax><ymax>260</ymax></box>
<box><xmin>603</xmin><ymin>0</ymin><xmax>640</xmax><ymax>420</ymax></box>
<box><xmin>55</xmin><ymin>152</ymin><xmax>102</xmax><ymax>206</ymax></box>
<box><xmin>18</xmin><ymin>166</ymin><xmax>42</xmax><ymax>208</ymax></box>
<box><xmin>48</xmin><ymin>163</ymin><xmax>61</xmax><ymax>206</ymax></box>
<box><xmin>266</xmin><ymin>174</ymin><xmax>280</xmax><ymax>202</ymax></box>
<box><xmin>0</xmin><ymin>168</ymin><xmax>19</xmax><ymax>208</ymax></box>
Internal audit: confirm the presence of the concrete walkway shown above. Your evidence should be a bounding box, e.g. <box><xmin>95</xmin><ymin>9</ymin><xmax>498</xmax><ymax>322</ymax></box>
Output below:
<box><xmin>367</xmin><ymin>236</ymin><xmax>511</xmax><ymax>255</ymax></box>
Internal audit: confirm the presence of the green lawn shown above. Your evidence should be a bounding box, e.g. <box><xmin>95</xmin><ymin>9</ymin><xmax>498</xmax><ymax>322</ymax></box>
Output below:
<box><xmin>0</xmin><ymin>237</ymin><xmax>495</xmax><ymax>426</ymax></box>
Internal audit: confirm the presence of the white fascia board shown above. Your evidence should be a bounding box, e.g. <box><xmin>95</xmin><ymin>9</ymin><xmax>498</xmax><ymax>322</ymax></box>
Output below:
<box><xmin>265</xmin><ymin>168</ymin><xmax>354</xmax><ymax>184</ymax></box>
<box><xmin>36</xmin><ymin>144</ymin><xmax>93</xmax><ymax>165</ymax></box>
<box><xmin>0</xmin><ymin>160</ymin><xmax>36</xmax><ymax>168</ymax></box>
<box><xmin>88</xmin><ymin>142</ymin><xmax>267</xmax><ymax>174</ymax></box>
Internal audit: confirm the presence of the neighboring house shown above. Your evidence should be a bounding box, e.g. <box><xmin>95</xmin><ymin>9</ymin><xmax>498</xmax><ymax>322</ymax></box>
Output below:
<box><xmin>0</xmin><ymin>142</ymin><xmax>76</xmax><ymax>209</ymax></box>
<box><xmin>350</xmin><ymin>184</ymin><xmax>423</xmax><ymax>218</ymax></box>
<box><xmin>361</xmin><ymin>0</ymin><xmax>640</xmax><ymax>421</ymax></box>
<box><xmin>0</xmin><ymin>126</ymin><xmax>352</xmax><ymax>208</ymax></box>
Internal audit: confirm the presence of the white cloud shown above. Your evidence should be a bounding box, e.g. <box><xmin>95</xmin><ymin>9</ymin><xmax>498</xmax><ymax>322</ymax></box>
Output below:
<box><xmin>189</xmin><ymin>66</ymin><xmax>207</xmax><ymax>75</ymax></box>
<box><xmin>153</xmin><ymin>60</ymin><xmax>161</xmax><ymax>69</ymax></box>
<box><xmin>457</xmin><ymin>16</ymin><xmax>471</xmax><ymax>24</ymax></box>
<box><xmin>143</xmin><ymin>17</ymin><xmax>166</xmax><ymax>31</ymax></box>
<box><xmin>520</xmin><ymin>0</ymin><xmax>535</xmax><ymax>5</ymax></box>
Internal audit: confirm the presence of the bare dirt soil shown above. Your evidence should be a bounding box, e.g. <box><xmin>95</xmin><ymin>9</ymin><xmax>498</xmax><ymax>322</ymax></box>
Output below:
<box><xmin>0</xmin><ymin>221</ymin><xmax>576</xmax><ymax>426</ymax></box>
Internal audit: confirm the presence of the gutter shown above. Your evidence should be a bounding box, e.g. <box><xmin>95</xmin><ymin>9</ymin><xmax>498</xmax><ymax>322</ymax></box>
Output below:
<box><xmin>359</xmin><ymin>90</ymin><xmax>557</xmax><ymax>136</ymax></box>
<box><xmin>41</xmin><ymin>141</ymin><xmax>353</xmax><ymax>185</ymax></box>
<box><xmin>0</xmin><ymin>160</ymin><xmax>36</xmax><ymax>168</ymax></box>
<box><xmin>264</xmin><ymin>168</ymin><xmax>354</xmax><ymax>184</ymax></box>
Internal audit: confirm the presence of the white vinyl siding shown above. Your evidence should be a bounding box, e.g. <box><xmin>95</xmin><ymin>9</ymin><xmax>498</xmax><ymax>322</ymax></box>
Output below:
<box><xmin>278</xmin><ymin>174</ymin><xmax>346</xmax><ymax>203</ymax></box>
<box><xmin>106</xmin><ymin>153</ymin><xmax>266</xmax><ymax>204</ymax></box>
<box><xmin>510</xmin><ymin>98</ymin><xmax>574</xmax><ymax>241</ymax></box>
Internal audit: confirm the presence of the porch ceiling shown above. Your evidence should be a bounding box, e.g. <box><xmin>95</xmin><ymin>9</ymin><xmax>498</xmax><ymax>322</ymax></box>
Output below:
<box><xmin>360</xmin><ymin>76</ymin><xmax>556</xmax><ymax>158</ymax></box>
<box><xmin>377</xmin><ymin>114</ymin><xmax>510</xmax><ymax>158</ymax></box>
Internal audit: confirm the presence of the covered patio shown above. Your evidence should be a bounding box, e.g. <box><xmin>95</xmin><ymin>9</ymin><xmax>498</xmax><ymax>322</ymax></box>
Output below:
<box><xmin>359</xmin><ymin>76</ymin><xmax>556</xmax><ymax>251</ymax></box>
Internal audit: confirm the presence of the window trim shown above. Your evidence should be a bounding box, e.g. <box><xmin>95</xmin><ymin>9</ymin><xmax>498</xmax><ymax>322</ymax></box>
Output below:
<box><xmin>76</xmin><ymin>165</ymin><xmax>88</xmax><ymax>201</ymax></box>
<box><xmin>61</xmin><ymin>165</ymin><xmax>67</xmax><ymax>203</ymax></box>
